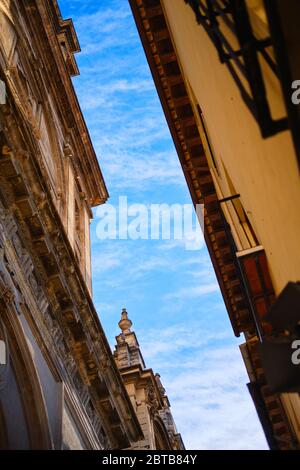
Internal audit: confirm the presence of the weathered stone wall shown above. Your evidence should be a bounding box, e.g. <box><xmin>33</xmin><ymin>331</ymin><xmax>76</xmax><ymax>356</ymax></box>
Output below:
<box><xmin>0</xmin><ymin>0</ymin><xmax>142</xmax><ymax>450</ymax></box>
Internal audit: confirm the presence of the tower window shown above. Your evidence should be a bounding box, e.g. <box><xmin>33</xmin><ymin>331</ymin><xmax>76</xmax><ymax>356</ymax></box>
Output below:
<box><xmin>74</xmin><ymin>199</ymin><xmax>82</xmax><ymax>263</ymax></box>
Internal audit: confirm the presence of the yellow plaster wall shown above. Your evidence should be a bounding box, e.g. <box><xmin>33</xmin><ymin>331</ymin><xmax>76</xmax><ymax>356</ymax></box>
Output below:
<box><xmin>162</xmin><ymin>0</ymin><xmax>300</xmax><ymax>294</ymax></box>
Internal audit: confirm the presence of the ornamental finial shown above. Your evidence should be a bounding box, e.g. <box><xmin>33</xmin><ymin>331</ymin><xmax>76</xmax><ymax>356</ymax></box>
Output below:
<box><xmin>118</xmin><ymin>308</ymin><xmax>132</xmax><ymax>333</ymax></box>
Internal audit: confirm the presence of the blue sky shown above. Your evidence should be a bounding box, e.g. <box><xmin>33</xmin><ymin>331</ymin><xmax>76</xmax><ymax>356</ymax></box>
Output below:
<box><xmin>60</xmin><ymin>0</ymin><xmax>268</xmax><ymax>450</ymax></box>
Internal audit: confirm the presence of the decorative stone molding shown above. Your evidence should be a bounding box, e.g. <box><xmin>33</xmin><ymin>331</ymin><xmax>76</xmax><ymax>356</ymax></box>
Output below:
<box><xmin>146</xmin><ymin>384</ymin><xmax>160</xmax><ymax>417</ymax></box>
<box><xmin>0</xmin><ymin>0</ymin><xmax>145</xmax><ymax>450</ymax></box>
<box><xmin>0</xmin><ymin>115</ymin><xmax>141</xmax><ymax>449</ymax></box>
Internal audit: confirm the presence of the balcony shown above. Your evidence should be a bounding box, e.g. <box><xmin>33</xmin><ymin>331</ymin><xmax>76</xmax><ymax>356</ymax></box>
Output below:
<box><xmin>184</xmin><ymin>0</ymin><xmax>300</xmax><ymax>160</ymax></box>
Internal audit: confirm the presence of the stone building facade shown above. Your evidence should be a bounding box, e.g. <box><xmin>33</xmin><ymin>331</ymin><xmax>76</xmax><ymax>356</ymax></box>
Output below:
<box><xmin>0</xmin><ymin>0</ymin><xmax>183</xmax><ymax>450</ymax></box>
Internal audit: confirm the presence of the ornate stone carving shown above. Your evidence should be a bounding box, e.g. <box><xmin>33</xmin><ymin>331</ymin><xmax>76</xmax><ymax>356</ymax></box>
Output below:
<box><xmin>0</xmin><ymin>284</ymin><xmax>14</xmax><ymax>305</ymax></box>
<box><xmin>146</xmin><ymin>384</ymin><xmax>160</xmax><ymax>417</ymax></box>
<box><xmin>5</xmin><ymin>65</ymin><xmax>41</xmax><ymax>139</ymax></box>
<box><xmin>0</xmin><ymin>251</ymin><xmax>22</xmax><ymax>309</ymax></box>
<box><xmin>65</xmin><ymin>352</ymin><xmax>77</xmax><ymax>377</ymax></box>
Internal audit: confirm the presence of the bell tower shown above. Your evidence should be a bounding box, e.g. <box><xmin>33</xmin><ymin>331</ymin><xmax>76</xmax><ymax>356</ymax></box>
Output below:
<box><xmin>114</xmin><ymin>309</ymin><xmax>146</xmax><ymax>370</ymax></box>
<box><xmin>113</xmin><ymin>309</ymin><xmax>185</xmax><ymax>450</ymax></box>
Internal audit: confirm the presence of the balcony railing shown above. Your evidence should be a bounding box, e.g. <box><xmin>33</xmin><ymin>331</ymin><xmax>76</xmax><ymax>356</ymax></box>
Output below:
<box><xmin>184</xmin><ymin>0</ymin><xmax>289</xmax><ymax>138</ymax></box>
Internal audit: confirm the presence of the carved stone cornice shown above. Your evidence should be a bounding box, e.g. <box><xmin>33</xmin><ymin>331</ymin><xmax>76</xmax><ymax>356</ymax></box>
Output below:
<box><xmin>0</xmin><ymin>0</ymin><xmax>108</xmax><ymax>206</ymax></box>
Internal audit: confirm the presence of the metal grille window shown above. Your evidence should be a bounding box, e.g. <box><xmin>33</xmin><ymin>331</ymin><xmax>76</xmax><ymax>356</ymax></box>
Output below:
<box><xmin>184</xmin><ymin>0</ymin><xmax>289</xmax><ymax>137</ymax></box>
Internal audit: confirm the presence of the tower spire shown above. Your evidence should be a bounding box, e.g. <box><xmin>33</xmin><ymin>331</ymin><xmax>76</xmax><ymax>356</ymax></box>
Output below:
<box><xmin>118</xmin><ymin>308</ymin><xmax>132</xmax><ymax>334</ymax></box>
<box><xmin>114</xmin><ymin>308</ymin><xmax>146</xmax><ymax>370</ymax></box>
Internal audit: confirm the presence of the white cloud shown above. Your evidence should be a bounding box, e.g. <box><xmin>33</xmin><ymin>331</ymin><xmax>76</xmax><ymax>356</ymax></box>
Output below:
<box><xmin>65</xmin><ymin>0</ymin><xmax>268</xmax><ymax>451</ymax></box>
<box><xmin>92</xmin><ymin>247</ymin><xmax>123</xmax><ymax>274</ymax></box>
<box><xmin>137</xmin><ymin>324</ymin><xmax>268</xmax><ymax>450</ymax></box>
<box><xmin>71</xmin><ymin>3</ymin><xmax>184</xmax><ymax>192</ymax></box>
<box><xmin>164</xmin><ymin>282</ymin><xmax>219</xmax><ymax>301</ymax></box>
<box><xmin>139</xmin><ymin>324</ymin><xmax>232</xmax><ymax>361</ymax></box>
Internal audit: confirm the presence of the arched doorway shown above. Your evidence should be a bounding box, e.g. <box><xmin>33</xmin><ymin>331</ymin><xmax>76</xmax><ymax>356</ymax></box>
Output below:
<box><xmin>153</xmin><ymin>417</ymin><xmax>172</xmax><ymax>450</ymax></box>
<box><xmin>0</xmin><ymin>309</ymin><xmax>52</xmax><ymax>449</ymax></box>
